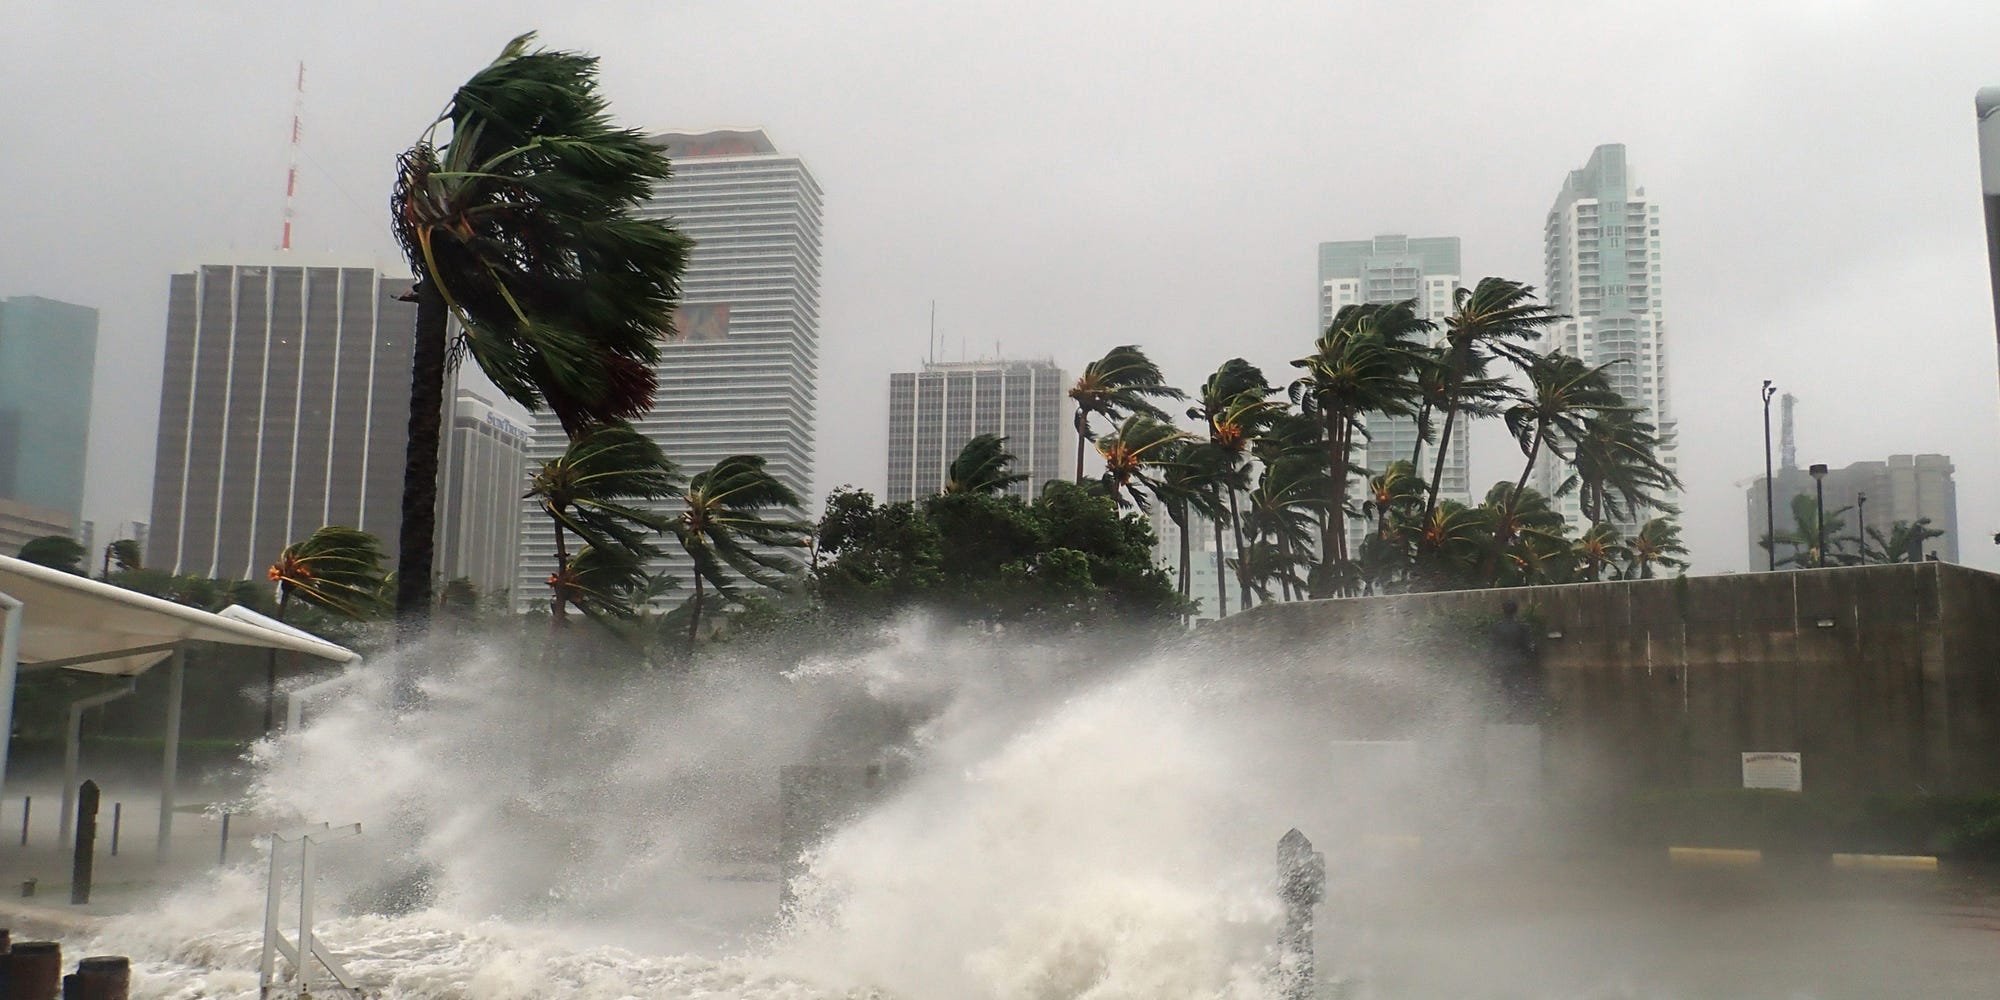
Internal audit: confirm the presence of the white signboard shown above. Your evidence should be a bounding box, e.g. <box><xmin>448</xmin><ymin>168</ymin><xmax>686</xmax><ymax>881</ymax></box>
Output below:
<box><xmin>1742</xmin><ymin>752</ymin><xmax>1803</xmax><ymax>792</ymax></box>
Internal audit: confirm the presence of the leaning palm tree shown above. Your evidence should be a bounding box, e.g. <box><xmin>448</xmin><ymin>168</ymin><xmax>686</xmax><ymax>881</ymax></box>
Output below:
<box><xmin>1068</xmin><ymin>345</ymin><xmax>1184</xmax><ymax>482</ymax></box>
<box><xmin>671</xmin><ymin>455</ymin><xmax>809</xmax><ymax>651</ymax></box>
<box><xmin>1502</xmin><ymin>352</ymin><xmax>1624</xmax><ymax>527</ymax></box>
<box><xmin>525</xmin><ymin>422</ymin><xmax>680</xmax><ymax>624</ymax></box>
<box><xmin>547</xmin><ymin>544</ymin><xmax>651</xmax><ymax>622</ymax></box>
<box><xmin>1863</xmin><ymin>518</ymin><xmax>1946</xmax><ymax>564</ymax></box>
<box><xmin>944</xmin><ymin>434</ymin><xmax>1030</xmax><ymax>496</ymax></box>
<box><xmin>266</xmin><ymin>526</ymin><xmax>386</xmax><ymax>733</ymax></box>
<box><xmin>1147</xmin><ymin>440</ymin><xmax>1226</xmax><ymax>615</ymax></box>
<box><xmin>1627</xmin><ymin>517</ymin><xmax>1691</xmax><ymax>579</ymax></box>
<box><xmin>1241</xmin><ymin>456</ymin><xmax>1329</xmax><ymax>603</ymax></box>
<box><xmin>1094</xmin><ymin>414</ymin><xmax>1191</xmax><ymax>510</ymax></box>
<box><xmin>1191</xmin><ymin>359</ymin><xmax>1281</xmax><ymax>611</ymax></box>
<box><xmin>390</xmin><ymin>33</ymin><xmax>692</xmax><ymax>622</ymax></box>
<box><xmin>1425</xmin><ymin>278</ymin><xmax>1563</xmax><ymax>517</ymax></box>
<box><xmin>100</xmin><ymin>539</ymin><xmax>142</xmax><ymax>580</ymax></box>
<box><xmin>1573</xmin><ymin>522</ymin><xmax>1630</xmax><ymax>582</ymax></box>
<box><xmin>1562</xmin><ymin>408</ymin><xmax>1681</xmax><ymax>529</ymax></box>
<box><xmin>1290</xmin><ymin>301</ymin><xmax>1429</xmax><ymax>596</ymax></box>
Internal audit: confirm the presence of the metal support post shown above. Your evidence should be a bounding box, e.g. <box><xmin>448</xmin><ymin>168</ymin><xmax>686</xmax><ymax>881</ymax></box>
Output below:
<box><xmin>157</xmin><ymin>647</ymin><xmax>184</xmax><ymax>860</ymax></box>
<box><xmin>259</xmin><ymin>822</ymin><xmax>361</xmax><ymax>998</ymax></box>
<box><xmin>0</xmin><ymin>593</ymin><xmax>22</xmax><ymax>802</ymax></box>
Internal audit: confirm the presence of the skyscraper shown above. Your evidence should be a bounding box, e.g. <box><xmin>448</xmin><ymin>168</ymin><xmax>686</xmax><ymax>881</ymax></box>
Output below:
<box><xmin>437</xmin><ymin>390</ymin><xmax>529</xmax><ymax>599</ymax></box>
<box><xmin>515</xmin><ymin>129</ymin><xmax>823</xmax><ymax>606</ymax></box>
<box><xmin>886</xmin><ymin>358</ymin><xmax>1068</xmax><ymax>502</ymax></box>
<box><xmin>146</xmin><ymin>260</ymin><xmax>417</xmax><ymax>579</ymax></box>
<box><xmin>1744</xmin><ymin>454</ymin><xmax>1959</xmax><ymax>567</ymax></box>
<box><xmin>1317</xmin><ymin>235</ymin><xmax>1468</xmax><ymax>533</ymax></box>
<box><xmin>0</xmin><ymin>295</ymin><xmax>98</xmax><ymax>520</ymax></box>
<box><xmin>1535</xmin><ymin>145</ymin><xmax>1679</xmax><ymax>533</ymax></box>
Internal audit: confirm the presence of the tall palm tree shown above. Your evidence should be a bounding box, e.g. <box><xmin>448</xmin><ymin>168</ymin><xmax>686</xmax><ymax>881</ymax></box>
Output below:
<box><xmin>1406</xmin><ymin>499</ymin><xmax>1491</xmax><ymax>592</ymax></box>
<box><xmin>266</xmin><ymin>526</ymin><xmax>386</xmax><ymax>733</ymax></box>
<box><xmin>1147</xmin><ymin>440</ymin><xmax>1226</xmax><ymax>615</ymax></box>
<box><xmin>1502</xmin><ymin>352</ymin><xmax>1624</xmax><ymax>519</ymax></box>
<box><xmin>1760</xmin><ymin>493</ymin><xmax>1858</xmax><ymax>568</ymax></box>
<box><xmin>1425</xmin><ymin>278</ymin><xmax>1562</xmax><ymax>517</ymax></box>
<box><xmin>1573</xmin><ymin>522</ymin><xmax>1630</xmax><ymax>582</ymax></box>
<box><xmin>1068</xmin><ymin>345</ymin><xmax>1184</xmax><ymax>483</ymax></box>
<box><xmin>671</xmin><ymin>455</ymin><xmax>809</xmax><ymax>651</ymax></box>
<box><xmin>1478</xmin><ymin>483</ymin><xmax>1573</xmax><ymax>587</ymax></box>
<box><xmin>1191</xmin><ymin>359</ymin><xmax>1281</xmax><ymax>611</ymax></box>
<box><xmin>547</xmin><ymin>544</ymin><xmax>651</xmax><ymax>622</ymax></box>
<box><xmin>100</xmin><ymin>539</ymin><xmax>142</xmax><ymax>580</ymax></box>
<box><xmin>1562</xmin><ymin>408</ymin><xmax>1681</xmax><ymax>529</ymax></box>
<box><xmin>944</xmin><ymin>434</ymin><xmax>1030</xmax><ymax>496</ymax></box>
<box><xmin>390</xmin><ymin>33</ymin><xmax>691</xmax><ymax>622</ymax></box>
<box><xmin>1094</xmin><ymin>414</ymin><xmax>1190</xmax><ymax>510</ymax></box>
<box><xmin>1863</xmin><ymin>518</ymin><xmax>1946</xmax><ymax>564</ymax></box>
<box><xmin>1290</xmin><ymin>301</ymin><xmax>1429</xmax><ymax>596</ymax></box>
<box><xmin>1241</xmin><ymin>457</ymin><xmax>1328</xmax><ymax>603</ymax></box>
<box><xmin>1627</xmin><ymin>517</ymin><xmax>1691</xmax><ymax>579</ymax></box>
<box><xmin>524</xmin><ymin>422</ymin><xmax>680</xmax><ymax>624</ymax></box>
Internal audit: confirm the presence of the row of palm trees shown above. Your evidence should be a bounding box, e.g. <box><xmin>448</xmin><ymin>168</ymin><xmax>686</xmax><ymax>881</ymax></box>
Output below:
<box><xmin>1758</xmin><ymin>494</ymin><xmax>1947</xmax><ymax>568</ymax></box>
<box><xmin>1067</xmin><ymin>278</ymin><xmax>1689</xmax><ymax>614</ymax></box>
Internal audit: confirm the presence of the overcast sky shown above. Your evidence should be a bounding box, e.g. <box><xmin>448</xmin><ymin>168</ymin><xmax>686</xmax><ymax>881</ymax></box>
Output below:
<box><xmin>4</xmin><ymin>0</ymin><xmax>1999</xmax><ymax>573</ymax></box>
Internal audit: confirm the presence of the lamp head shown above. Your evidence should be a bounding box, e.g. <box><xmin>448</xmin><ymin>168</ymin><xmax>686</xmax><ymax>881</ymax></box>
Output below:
<box><xmin>1809</xmin><ymin>463</ymin><xmax>1828</xmax><ymax>480</ymax></box>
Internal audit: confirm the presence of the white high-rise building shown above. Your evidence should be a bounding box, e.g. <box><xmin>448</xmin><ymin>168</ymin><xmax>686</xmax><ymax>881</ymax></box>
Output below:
<box><xmin>1535</xmin><ymin>144</ymin><xmax>1679</xmax><ymax>532</ymax></box>
<box><xmin>885</xmin><ymin>358</ymin><xmax>1068</xmax><ymax>503</ymax></box>
<box><xmin>438</xmin><ymin>390</ymin><xmax>529</xmax><ymax>600</ymax></box>
<box><xmin>515</xmin><ymin>129</ymin><xmax>823</xmax><ymax>608</ymax></box>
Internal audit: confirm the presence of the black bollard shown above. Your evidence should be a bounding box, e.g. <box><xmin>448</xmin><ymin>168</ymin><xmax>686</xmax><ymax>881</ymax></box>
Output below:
<box><xmin>63</xmin><ymin>955</ymin><xmax>131</xmax><ymax>1000</ymax></box>
<box><xmin>218</xmin><ymin>812</ymin><xmax>230</xmax><ymax>864</ymax></box>
<box><xmin>1277</xmin><ymin>828</ymin><xmax>1326</xmax><ymax>1000</ymax></box>
<box><xmin>70</xmin><ymin>781</ymin><xmax>99</xmax><ymax>906</ymax></box>
<box><xmin>109</xmin><ymin>804</ymin><xmax>120</xmax><ymax>857</ymax></box>
<box><xmin>4</xmin><ymin>940</ymin><xmax>63</xmax><ymax>1000</ymax></box>
<box><xmin>20</xmin><ymin>794</ymin><xmax>30</xmax><ymax>846</ymax></box>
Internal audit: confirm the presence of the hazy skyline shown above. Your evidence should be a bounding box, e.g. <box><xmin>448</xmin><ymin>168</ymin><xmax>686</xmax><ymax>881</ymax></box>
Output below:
<box><xmin>4</xmin><ymin>1</ymin><xmax>1998</xmax><ymax>573</ymax></box>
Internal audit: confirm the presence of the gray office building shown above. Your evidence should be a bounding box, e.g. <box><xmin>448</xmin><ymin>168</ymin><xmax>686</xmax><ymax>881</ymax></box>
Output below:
<box><xmin>1745</xmin><ymin>454</ymin><xmax>1959</xmax><ymax>568</ymax></box>
<box><xmin>147</xmin><ymin>260</ymin><xmax>417</xmax><ymax>580</ymax></box>
<box><xmin>516</xmin><ymin>128</ymin><xmax>823</xmax><ymax>607</ymax></box>
<box><xmin>438</xmin><ymin>390</ymin><xmax>529</xmax><ymax>600</ymax></box>
<box><xmin>886</xmin><ymin>358</ymin><xmax>1068</xmax><ymax>503</ymax></box>
<box><xmin>0</xmin><ymin>295</ymin><xmax>98</xmax><ymax>520</ymax></box>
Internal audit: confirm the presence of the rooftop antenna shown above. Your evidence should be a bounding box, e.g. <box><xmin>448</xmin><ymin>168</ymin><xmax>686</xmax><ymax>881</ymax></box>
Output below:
<box><xmin>1779</xmin><ymin>392</ymin><xmax>1798</xmax><ymax>471</ymax></box>
<box><xmin>280</xmin><ymin>61</ymin><xmax>305</xmax><ymax>251</ymax></box>
<box><xmin>928</xmin><ymin>300</ymin><xmax>935</xmax><ymax>365</ymax></box>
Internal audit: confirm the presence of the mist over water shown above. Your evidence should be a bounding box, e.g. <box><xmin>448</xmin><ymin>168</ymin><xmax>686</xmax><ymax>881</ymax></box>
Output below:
<box><xmin>81</xmin><ymin>616</ymin><xmax>1535</xmax><ymax>999</ymax></box>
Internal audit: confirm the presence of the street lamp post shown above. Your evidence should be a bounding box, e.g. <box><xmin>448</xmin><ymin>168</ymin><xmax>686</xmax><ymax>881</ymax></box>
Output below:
<box><xmin>1810</xmin><ymin>463</ymin><xmax>1829</xmax><ymax>568</ymax></box>
<box><xmin>1762</xmin><ymin>381</ymin><xmax>1778</xmax><ymax>571</ymax></box>
<box><xmin>1856</xmin><ymin>492</ymin><xmax>1868</xmax><ymax>564</ymax></box>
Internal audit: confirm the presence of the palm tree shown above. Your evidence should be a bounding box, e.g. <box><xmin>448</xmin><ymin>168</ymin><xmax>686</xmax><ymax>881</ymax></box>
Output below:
<box><xmin>100</xmin><ymin>539</ymin><xmax>142</xmax><ymax>580</ymax></box>
<box><xmin>524</xmin><ymin>422</ymin><xmax>680</xmax><ymax>624</ymax></box>
<box><xmin>1068</xmin><ymin>346</ymin><xmax>1184</xmax><ymax>483</ymax></box>
<box><xmin>1290</xmin><ymin>301</ymin><xmax>1429</xmax><ymax>596</ymax></box>
<box><xmin>1094</xmin><ymin>414</ymin><xmax>1191</xmax><ymax>510</ymax></box>
<box><xmin>390</xmin><ymin>33</ymin><xmax>691</xmax><ymax>622</ymax></box>
<box><xmin>1502</xmin><ymin>352</ymin><xmax>1623</xmax><ymax>530</ymax></box>
<box><xmin>1479</xmin><ymin>483</ymin><xmax>1573</xmax><ymax>587</ymax></box>
<box><xmin>1406</xmin><ymin>500</ymin><xmax>1491</xmax><ymax>592</ymax></box>
<box><xmin>1562</xmin><ymin>409</ymin><xmax>1681</xmax><ymax>529</ymax></box>
<box><xmin>944</xmin><ymin>434</ymin><xmax>1030</xmax><ymax>496</ymax></box>
<box><xmin>1425</xmin><ymin>278</ymin><xmax>1562</xmax><ymax>516</ymax></box>
<box><xmin>1627</xmin><ymin>517</ymin><xmax>1691</xmax><ymax>579</ymax></box>
<box><xmin>548</xmin><ymin>545</ymin><xmax>651</xmax><ymax>622</ymax></box>
<box><xmin>1147</xmin><ymin>440</ymin><xmax>1226</xmax><ymax>615</ymax></box>
<box><xmin>1191</xmin><ymin>359</ymin><xmax>1281</xmax><ymax>611</ymax></box>
<box><xmin>266</xmin><ymin>526</ymin><xmax>386</xmax><ymax>733</ymax></box>
<box><xmin>1240</xmin><ymin>457</ymin><xmax>1329</xmax><ymax>603</ymax></box>
<box><xmin>671</xmin><ymin>455</ymin><xmax>809</xmax><ymax>651</ymax></box>
<box><xmin>1573</xmin><ymin>522</ymin><xmax>1630</xmax><ymax>582</ymax></box>
<box><xmin>1759</xmin><ymin>493</ymin><xmax>1858</xmax><ymax>568</ymax></box>
<box><xmin>1863</xmin><ymin>518</ymin><xmax>1946</xmax><ymax>564</ymax></box>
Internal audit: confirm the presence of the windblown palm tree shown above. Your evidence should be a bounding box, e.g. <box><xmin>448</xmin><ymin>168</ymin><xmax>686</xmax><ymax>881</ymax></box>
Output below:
<box><xmin>1759</xmin><ymin>493</ymin><xmax>1858</xmax><ymax>568</ymax></box>
<box><xmin>1627</xmin><ymin>517</ymin><xmax>1690</xmax><ymax>579</ymax></box>
<box><xmin>1562</xmin><ymin>409</ymin><xmax>1681</xmax><ymax>529</ymax></box>
<box><xmin>1094</xmin><ymin>414</ymin><xmax>1190</xmax><ymax>510</ymax></box>
<box><xmin>1190</xmin><ymin>359</ymin><xmax>1281</xmax><ymax>611</ymax></box>
<box><xmin>1290</xmin><ymin>301</ymin><xmax>1429</xmax><ymax>596</ymax></box>
<box><xmin>390</xmin><ymin>33</ymin><xmax>691</xmax><ymax>622</ymax></box>
<box><xmin>1863</xmin><ymin>518</ymin><xmax>1946</xmax><ymax>564</ymax></box>
<box><xmin>1146</xmin><ymin>440</ymin><xmax>1226</xmax><ymax>615</ymax></box>
<box><xmin>944</xmin><ymin>434</ymin><xmax>1030</xmax><ymax>496</ymax></box>
<box><xmin>1406</xmin><ymin>500</ymin><xmax>1492</xmax><ymax>592</ymax></box>
<box><xmin>1425</xmin><ymin>278</ymin><xmax>1562</xmax><ymax>516</ymax></box>
<box><xmin>1241</xmin><ymin>457</ymin><xmax>1328</xmax><ymax>603</ymax></box>
<box><xmin>1068</xmin><ymin>345</ymin><xmax>1184</xmax><ymax>483</ymax></box>
<box><xmin>100</xmin><ymin>539</ymin><xmax>142</xmax><ymax>580</ymax></box>
<box><xmin>1479</xmin><ymin>483</ymin><xmax>1573</xmax><ymax>587</ymax></box>
<box><xmin>1502</xmin><ymin>352</ymin><xmax>1624</xmax><ymax>531</ymax></box>
<box><xmin>266</xmin><ymin>526</ymin><xmax>386</xmax><ymax>733</ymax></box>
<box><xmin>525</xmin><ymin>422</ymin><xmax>680</xmax><ymax>624</ymax></box>
<box><xmin>1573</xmin><ymin>523</ymin><xmax>1630</xmax><ymax>582</ymax></box>
<box><xmin>671</xmin><ymin>455</ymin><xmax>809</xmax><ymax>650</ymax></box>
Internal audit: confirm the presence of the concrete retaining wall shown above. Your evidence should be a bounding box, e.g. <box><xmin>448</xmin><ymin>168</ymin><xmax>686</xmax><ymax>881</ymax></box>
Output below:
<box><xmin>1211</xmin><ymin>563</ymin><xmax>2000</xmax><ymax>796</ymax></box>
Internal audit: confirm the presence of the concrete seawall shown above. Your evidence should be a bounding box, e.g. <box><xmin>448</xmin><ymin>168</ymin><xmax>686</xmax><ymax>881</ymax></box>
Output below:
<box><xmin>1208</xmin><ymin>563</ymin><xmax>2000</xmax><ymax>796</ymax></box>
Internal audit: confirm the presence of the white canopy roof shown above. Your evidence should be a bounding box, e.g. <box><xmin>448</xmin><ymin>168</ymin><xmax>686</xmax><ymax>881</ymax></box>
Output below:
<box><xmin>0</xmin><ymin>554</ymin><xmax>359</xmax><ymax>675</ymax></box>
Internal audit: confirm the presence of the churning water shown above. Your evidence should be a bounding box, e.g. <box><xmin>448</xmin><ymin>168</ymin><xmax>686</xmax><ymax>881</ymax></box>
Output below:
<box><xmin>77</xmin><ymin>616</ymin><xmax>1538</xmax><ymax>999</ymax></box>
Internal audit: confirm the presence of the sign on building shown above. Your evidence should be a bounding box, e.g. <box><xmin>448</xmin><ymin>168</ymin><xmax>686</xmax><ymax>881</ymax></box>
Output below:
<box><xmin>1742</xmin><ymin>751</ymin><xmax>1803</xmax><ymax>792</ymax></box>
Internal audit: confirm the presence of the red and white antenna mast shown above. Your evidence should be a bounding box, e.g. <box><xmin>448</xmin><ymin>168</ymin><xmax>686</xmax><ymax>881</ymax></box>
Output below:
<box><xmin>280</xmin><ymin>61</ymin><xmax>304</xmax><ymax>251</ymax></box>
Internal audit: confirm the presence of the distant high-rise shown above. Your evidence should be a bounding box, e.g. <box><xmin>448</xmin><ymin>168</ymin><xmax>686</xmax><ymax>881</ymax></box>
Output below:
<box><xmin>516</xmin><ymin>129</ymin><xmax>823</xmax><ymax>606</ymax></box>
<box><xmin>886</xmin><ymin>358</ymin><xmax>1068</xmax><ymax>502</ymax></box>
<box><xmin>146</xmin><ymin>260</ymin><xmax>417</xmax><ymax>580</ymax></box>
<box><xmin>1977</xmin><ymin>88</ymin><xmax>2000</xmax><ymax>385</ymax></box>
<box><xmin>1745</xmin><ymin>454</ymin><xmax>1959</xmax><ymax>567</ymax></box>
<box><xmin>1535</xmin><ymin>145</ymin><xmax>1679</xmax><ymax>534</ymax></box>
<box><xmin>0</xmin><ymin>295</ymin><xmax>98</xmax><ymax>520</ymax></box>
<box><xmin>437</xmin><ymin>390</ymin><xmax>529</xmax><ymax>600</ymax></box>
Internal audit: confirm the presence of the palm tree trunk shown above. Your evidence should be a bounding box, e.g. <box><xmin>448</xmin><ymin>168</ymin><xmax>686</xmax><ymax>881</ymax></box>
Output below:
<box><xmin>1410</xmin><ymin>399</ymin><xmax>1432</xmax><ymax>472</ymax></box>
<box><xmin>1212</xmin><ymin>515</ymin><xmax>1229</xmax><ymax>618</ymax></box>
<box><xmin>687</xmin><ymin>570</ymin><xmax>704</xmax><ymax>652</ymax></box>
<box><xmin>1178</xmin><ymin>515</ymin><xmax>1191</xmax><ymax>623</ymax></box>
<box><xmin>1425</xmin><ymin>373</ymin><xmax>1463</xmax><ymax>515</ymax></box>
<box><xmin>549</xmin><ymin>520</ymin><xmax>570</xmax><ymax>627</ymax></box>
<box><xmin>1226</xmin><ymin>486</ymin><xmax>1250</xmax><ymax>611</ymax></box>
<box><xmin>1323</xmin><ymin>415</ymin><xmax>1348</xmax><ymax>597</ymax></box>
<box><xmin>1513</xmin><ymin>425</ymin><xmax>1544</xmax><ymax>501</ymax></box>
<box><xmin>393</xmin><ymin>280</ymin><xmax>449</xmax><ymax>628</ymax></box>
<box><xmin>1074</xmin><ymin>409</ymin><xmax>1088</xmax><ymax>484</ymax></box>
<box><xmin>1278</xmin><ymin>532</ymin><xmax>1297</xmax><ymax>601</ymax></box>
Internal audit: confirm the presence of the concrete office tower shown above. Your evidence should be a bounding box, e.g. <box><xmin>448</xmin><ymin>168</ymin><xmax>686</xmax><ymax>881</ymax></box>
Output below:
<box><xmin>1979</xmin><ymin>88</ymin><xmax>2000</xmax><ymax>387</ymax></box>
<box><xmin>1744</xmin><ymin>454</ymin><xmax>1959</xmax><ymax>567</ymax></box>
<box><xmin>1535</xmin><ymin>145</ymin><xmax>1679</xmax><ymax>534</ymax></box>
<box><xmin>516</xmin><ymin>129</ymin><xmax>823</xmax><ymax>606</ymax></box>
<box><xmin>1318</xmin><ymin>236</ymin><xmax>1469</xmax><ymax>502</ymax></box>
<box><xmin>0</xmin><ymin>295</ymin><xmax>98</xmax><ymax>524</ymax></box>
<box><xmin>437</xmin><ymin>390</ymin><xmax>529</xmax><ymax>600</ymax></box>
<box><xmin>147</xmin><ymin>260</ymin><xmax>417</xmax><ymax>580</ymax></box>
<box><xmin>885</xmin><ymin>358</ymin><xmax>1068</xmax><ymax>502</ymax></box>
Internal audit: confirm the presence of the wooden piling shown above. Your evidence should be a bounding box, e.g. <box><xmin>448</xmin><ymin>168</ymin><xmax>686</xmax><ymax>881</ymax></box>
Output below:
<box><xmin>62</xmin><ymin>956</ymin><xmax>131</xmax><ymax>1000</ymax></box>
<box><xmin>70</xmin><ymin>781</ymin><xmax>99</xmax><ymax>905</ymax></box>
<box><xmin>3</xmin><ymin>940</ymin><xmax>63</xmax><ymax>999</ymax></box>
